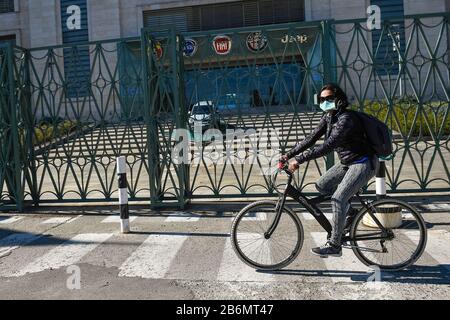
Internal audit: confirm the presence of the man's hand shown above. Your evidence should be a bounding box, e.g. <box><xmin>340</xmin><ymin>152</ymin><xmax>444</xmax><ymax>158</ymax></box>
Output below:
<box><xmin>288</xmin><ymin>160</ymin><xmax>300</xmax><ymax>173</ymax></box>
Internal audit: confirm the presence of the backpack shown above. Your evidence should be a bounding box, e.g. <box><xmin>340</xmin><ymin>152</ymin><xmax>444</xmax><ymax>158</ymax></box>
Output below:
<box><xmin>351</xmin><ymin>110</ymin><xmax>393</xmax><ymax>158</ymax></box>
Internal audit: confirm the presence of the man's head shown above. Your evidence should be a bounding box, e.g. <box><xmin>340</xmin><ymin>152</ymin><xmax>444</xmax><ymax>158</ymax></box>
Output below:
<box><xmin>319</xmin><ymin>83</ymin><xmax>348</xmax><ymax>113</ymax></box>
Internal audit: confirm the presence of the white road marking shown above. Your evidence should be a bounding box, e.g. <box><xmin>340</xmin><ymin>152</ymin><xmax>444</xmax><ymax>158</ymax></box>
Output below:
<box><xmin>310</xmin><ymin>232</ymin><xmax>372</xmax><ymax>283</ymax></box>
<box><xmin>424</xmin><ymin>204</ymin><xmax>450</xmax><ymax>211</ymax></box>
<box><xmin>164</xmin><ymin>216</ymin><xmax>200</xmax><ymax>222</ymax></box>
<box><xmin>0</xmin><ymin>233</ymin><xmax>43</xmax><ymax>258</ymax></box>
<box><xmin>42</xmin><ymin>217</ymin><xmax>73</xmax><ymax>224</ymax></box>
<box><xmin>0</xmin><ymin>216</ymin><xmax>24</xmax><ymax>224</ymax></box>
<box><xmin>241</xmin><ymin>212</ymin><xmax>267</xmax><ymax>221</ymax></box>
<box><xmin>407</xmin><ymin>229</ymin><xmax>450</xmax><ymax>270</ymax></box>
<box><xmin>299</xmin><ymin>212</ymin><xmax>333</xmax><ymax>221</ymax></box>
<box><xmin>216</xmin><ymin>237</ymin><xmax>275</xmax><ymax>282</ymax></box>
<box><xmin>12</xmin><ymin>233</ymin><xmax>113</xmax><ymax>277</ymax></box>
<box><xmin>118</xmin><ymin>234</ymin><xmax>188</xmax><ymax>279</ymax></box>
<box><xmin>101</xmin><ymin>215</ymin><xmax>137</xmax><ymax>223</ymax></box>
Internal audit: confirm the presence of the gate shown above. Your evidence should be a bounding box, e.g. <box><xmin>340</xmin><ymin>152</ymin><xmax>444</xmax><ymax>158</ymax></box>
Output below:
<box><xmin>0</xmin><ymin>14</ymin><xmax>449</xmax><ymax>211</ymax></box>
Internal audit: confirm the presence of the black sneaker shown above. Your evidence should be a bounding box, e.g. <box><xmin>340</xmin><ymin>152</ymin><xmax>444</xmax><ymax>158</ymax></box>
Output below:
<box><xmin>343</xmin><ymin>207</ymin><xmax>359</xmax><ymax>234</ymax></box>
<box><xmin>311</xmin><ymin>241</ymin><xmax>342</xmax><ymax>257</ymax></box>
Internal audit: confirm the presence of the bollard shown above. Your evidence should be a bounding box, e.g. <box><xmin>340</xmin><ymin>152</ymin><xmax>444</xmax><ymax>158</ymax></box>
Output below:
<box><xmin>363</xmin><ymin>159</ymin><xmax>402</xmax><ymax>228</ymax></box>
<box><xmin>117</xmin><ymin>156</ymin><xmax>130</xmax><ymax>233</ymax></box>
<box><xmin>375</xmin><ymin>159</ymin><xmax>387</xmax><ymax>199</ymax></box>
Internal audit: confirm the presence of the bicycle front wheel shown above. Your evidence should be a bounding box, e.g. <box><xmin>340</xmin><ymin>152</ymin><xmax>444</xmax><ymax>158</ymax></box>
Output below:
<box><xmin>350</xmin><ymin>198</ymin><xmax>427</xmax><ymax>271</ymax></box>
<box><xmin>231</xmin><ymin>200</ymin><xmax>304</xmax><ymax>270</ymax></box>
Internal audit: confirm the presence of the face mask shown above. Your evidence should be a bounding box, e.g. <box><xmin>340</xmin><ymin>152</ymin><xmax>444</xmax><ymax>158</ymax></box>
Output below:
<box><xmin>319</xmin><ymin>100</ymin><xmax>337</xmax><ymax>112</ymax></box>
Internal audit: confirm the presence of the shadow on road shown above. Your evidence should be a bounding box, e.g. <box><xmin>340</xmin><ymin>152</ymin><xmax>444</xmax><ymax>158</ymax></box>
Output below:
<box><xmin>261</xmin><ymin>264</ymin><xmax>450</xmax><ymax>285</ymax></box>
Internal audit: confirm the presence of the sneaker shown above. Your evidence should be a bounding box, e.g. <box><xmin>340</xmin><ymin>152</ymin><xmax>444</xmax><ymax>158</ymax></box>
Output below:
<box><xmin>343</xmin><ymin>207</ymin><xmax>359</xmax><ymax>234</ymax></box>
<box><xmin>311</xmin><ymin>241</ymin><xmax>342</xmax><ymax>257</ymax></box>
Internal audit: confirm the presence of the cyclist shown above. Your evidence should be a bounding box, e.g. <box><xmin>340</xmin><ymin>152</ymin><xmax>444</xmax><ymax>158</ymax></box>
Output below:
<box><xmin>280</xmin><ymin>83</ymin><xmax>379</xmax><ymax>257</ymax></box>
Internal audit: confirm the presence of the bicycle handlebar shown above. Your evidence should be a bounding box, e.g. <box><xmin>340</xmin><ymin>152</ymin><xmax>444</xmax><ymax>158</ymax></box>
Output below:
<box><xmin>277</xmin><ymin>161</ymin><xmax>293</xmax><ymax>176</ymax></box>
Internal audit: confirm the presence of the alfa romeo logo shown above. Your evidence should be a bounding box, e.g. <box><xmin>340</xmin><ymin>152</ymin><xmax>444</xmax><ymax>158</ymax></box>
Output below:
<box><xmin>246</xmin><ymin>32</ymin><xmax>268</xmax><ymax>53</ymax></box>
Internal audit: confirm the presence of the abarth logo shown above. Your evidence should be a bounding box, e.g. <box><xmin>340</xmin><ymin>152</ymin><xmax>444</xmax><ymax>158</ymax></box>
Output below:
<box><xmin>154</xmin><ymin>42</ymin><xmax>163</xmax><ymax>60</ymax></box>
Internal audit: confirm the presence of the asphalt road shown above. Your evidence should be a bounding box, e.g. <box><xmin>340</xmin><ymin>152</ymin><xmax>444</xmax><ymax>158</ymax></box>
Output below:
<box><xmin>0</xmin><ymin>202</ymin><xmax>449</xmax><ymax>300</ymax></box>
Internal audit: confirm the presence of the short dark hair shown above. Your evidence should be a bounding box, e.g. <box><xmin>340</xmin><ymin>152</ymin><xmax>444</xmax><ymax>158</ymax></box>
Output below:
<box><xmin>319</xmin><ymin>83</ymin><xmax>348</xmax><ymax>109</ymax></box>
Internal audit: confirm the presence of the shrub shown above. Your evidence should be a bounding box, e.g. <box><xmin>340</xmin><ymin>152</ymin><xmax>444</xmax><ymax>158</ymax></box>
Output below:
<box><xmin>352</xmin><ymin>99</ymin><xmax>450</xmax><ymax>137</ymax></box>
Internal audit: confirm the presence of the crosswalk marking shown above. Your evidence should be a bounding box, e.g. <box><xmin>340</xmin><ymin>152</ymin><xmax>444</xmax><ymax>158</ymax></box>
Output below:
<box><xmin>164</xmin><ymin>215</ymin><xmax>200</xmax><ymax>222</ymax></box>
<box><xmin>0</xmin><ymin>216</ymin><xmax>24</xmax><ymax>224</ymax></box>
<box><xmin>310</xmin><ymin>232</ymin><xmax>372</xmax><ymax>283</ymax></box>
<box><xmin>0</xmin><ymin>232</ymin><xmax>44</xmax><ymax>258</ymax></box>
<box><xmin>12</xmin><ymin>233</ymin><xmax>113</xmax><ymax>277</ymax></box>
<box><xmin>101</xmin><ymin>215</ymin><xmax>138</xmax><ymax>223</ymax></box>
<box><xmin>42</xmin><ymin>217</ymin><xmax>73</xmax><ymax>224</ymax></box>
<box><xmin>242</xmin><ymin>212</ymin><xmax>267</xmax><ymax>221</ymax></box>
<box><xmin>299</xmin><ymin>212</ymin><xmax>333</xmax><ymax>221</ymax></box>
<box><xmin>118</xmin><ymin>234</ymin><xmax>188</xmax><ymax>279</ymax></box>
<box><xmin>424</xmin><ymin>204</ymin><xmax>450</xmax><ymax>211</ymax></box>
<box><xmin>217</xmin><ymin>237</ymin><xmax>275</xmax><ymax>282</ymax></box>
<box><xmin>407</xmin><ymin>229</ymin><xmax>450</xmax><ymax>270</ymax></box>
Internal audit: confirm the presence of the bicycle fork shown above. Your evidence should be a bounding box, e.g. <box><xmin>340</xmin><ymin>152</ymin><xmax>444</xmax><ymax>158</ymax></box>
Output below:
<box><xmin>264</xmin><ymin>175</ymin><xmax>293</xmax><ymax>239</ymax></box>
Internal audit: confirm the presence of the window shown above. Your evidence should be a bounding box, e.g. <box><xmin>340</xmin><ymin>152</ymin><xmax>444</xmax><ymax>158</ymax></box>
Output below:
<box><xmin>0</xmin><ymin>34</ymin><xmax>16</xmax><ymax>45</ymax></box>
<box><xmin>0</xmin><ymin>0</ymin><xmax>14</xmax><ymax>13</ymax></box>
<box><xmin>143</xmin><ymin>0</ymin><xmax>305</xmax><ymax>32</ymax></box>
<box><xmin>371</xmin><ymin>0</ymin><xmax>405</xmax><ymax>76</ymax></box>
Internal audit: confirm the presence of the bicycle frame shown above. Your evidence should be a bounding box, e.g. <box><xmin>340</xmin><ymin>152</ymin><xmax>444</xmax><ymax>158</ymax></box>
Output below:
<box><xmin>265</xmin><ymin>167</ymin><xmax>392</xmax><ymax>244</ymax></box>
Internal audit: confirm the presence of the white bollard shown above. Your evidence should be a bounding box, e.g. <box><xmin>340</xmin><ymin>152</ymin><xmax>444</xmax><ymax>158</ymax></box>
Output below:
<box><xmin>376</xmin><ymin>159</ymin><xmax>387</xmax><ymax>199</ymax></box>
<box><xmin>117</xmin><ymin>156</ymin><xmax>130</xmax><ymax>233</ymax></box>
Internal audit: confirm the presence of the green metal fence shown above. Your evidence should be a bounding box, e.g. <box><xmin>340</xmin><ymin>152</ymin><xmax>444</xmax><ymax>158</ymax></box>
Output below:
<box><xmin>0</xmin><ymin>13</ymin><xmax>449</xmax><ymax>211</ymax></box>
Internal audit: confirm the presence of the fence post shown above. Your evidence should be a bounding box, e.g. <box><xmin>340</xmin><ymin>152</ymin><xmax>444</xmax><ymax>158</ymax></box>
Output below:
<box><xmin>321</xmin><ymin>19</ymin><xmax>335</xmax><ymax>171</ymax></box>
<box><xmin>5</xmin><ymin>42</ymin><xmax>24</xmax><ymax>211</ymax></box>
<box><xmin>117</xmin><ymin>156</ymin><xmax>130</xmax><ymax>233</ymax></box>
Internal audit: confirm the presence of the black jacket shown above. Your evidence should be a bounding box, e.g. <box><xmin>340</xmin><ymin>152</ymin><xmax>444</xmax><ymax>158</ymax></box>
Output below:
<box><xmin>286</xmin><ymin>109</ymin><xmax>373</xmax><ymax>165</ymax></box>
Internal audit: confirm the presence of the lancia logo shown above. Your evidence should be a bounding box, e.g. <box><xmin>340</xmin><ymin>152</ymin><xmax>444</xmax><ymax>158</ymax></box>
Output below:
<box><xmin>213</xmin><ymin>35</ymin><xmax>232</xmax><ymax>55</ymax></box>
<box><xmin>183</xmin><ymin>38</ymin><xmax>197</xmax><ymax>57</ymax></box>
<box><xmin>246</xmin><ymin>32</ymin><xmax>268</xmax><ymax>53</ymax></box>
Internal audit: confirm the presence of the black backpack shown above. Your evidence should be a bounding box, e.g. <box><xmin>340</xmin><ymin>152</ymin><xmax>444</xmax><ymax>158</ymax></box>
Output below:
<box><xmin>351</xmin><ymin>110</ymin><xmax>393</xmax><ymax>158</ymax></box>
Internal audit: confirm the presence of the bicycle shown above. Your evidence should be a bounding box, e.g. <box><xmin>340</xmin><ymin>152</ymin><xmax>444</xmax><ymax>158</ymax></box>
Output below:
<box><xmin>231</xmin><ymin>162</ymin><xmax>427</xmax><ymax>271</ymax></box>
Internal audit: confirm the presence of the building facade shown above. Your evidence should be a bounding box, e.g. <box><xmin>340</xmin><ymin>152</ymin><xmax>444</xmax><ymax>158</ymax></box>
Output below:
<box><xmin>1</xmin><ymin>0</ymin><xmax>449</xmax><ymax>49</ymax></box>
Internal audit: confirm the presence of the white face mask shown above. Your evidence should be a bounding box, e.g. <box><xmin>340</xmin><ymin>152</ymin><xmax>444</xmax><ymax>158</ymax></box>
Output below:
<box><xmin>320</xmin><ymin>100</ymin><xmax>337</xmax><ymax>112</ymax></box>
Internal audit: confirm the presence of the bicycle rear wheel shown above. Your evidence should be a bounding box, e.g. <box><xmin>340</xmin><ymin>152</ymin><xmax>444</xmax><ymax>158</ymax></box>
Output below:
<box><xmin>231</xmin><ymin>200</ymin><xmax>304</xmax><ymax>270</ymax></box>
<box><xmin>350</xmin><ymin>198</ymin><xmax>427</xmax><ymax>271</ymax></box>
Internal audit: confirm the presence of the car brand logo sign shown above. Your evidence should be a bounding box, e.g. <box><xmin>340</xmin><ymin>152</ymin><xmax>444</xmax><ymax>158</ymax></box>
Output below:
<box><xmin>213</xmin><ymin>35</ymin><xmax>232</xmax><ymax>55</ymax></box>
<box><xmin>281</xmin><ymin>34</ymin><xmax>308</xmax><ymax>44</ymax></box>
<box><xmin>153</xmin><ymin>42</ymin><xmax>163</xmax><ymax>60</ymax></box>
<box><xmin>183</xmin><ymin>38</ymin><xmax>197</xmax><ymax>57</ymax></box>
<box><xmin>246</xmin><ymin>32</ymin><xmax>268</xmax><ymax>53</ymax></box>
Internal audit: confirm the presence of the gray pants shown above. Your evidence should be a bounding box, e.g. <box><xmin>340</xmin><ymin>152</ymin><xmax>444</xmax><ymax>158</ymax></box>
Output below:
<box><xmin>315</xmin><ymin>156</ymin><xmax>379</xmax><ymax>246</ymax></box>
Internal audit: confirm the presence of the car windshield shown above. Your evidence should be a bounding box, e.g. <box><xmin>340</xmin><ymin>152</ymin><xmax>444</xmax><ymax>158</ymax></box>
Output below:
<box><xmin>192</xmin><ymin>104</ymin><xmax>211</xmax><ymax>114</ymax></box>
